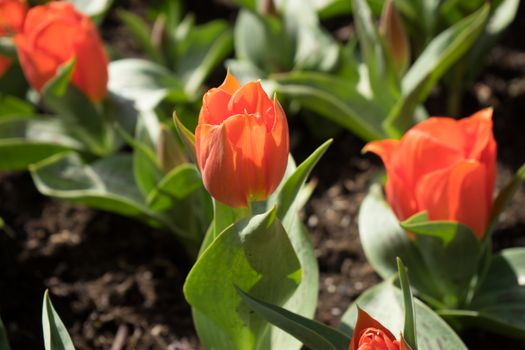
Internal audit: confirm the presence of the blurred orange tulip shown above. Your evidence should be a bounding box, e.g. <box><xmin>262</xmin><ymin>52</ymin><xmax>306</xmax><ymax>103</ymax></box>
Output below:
<box><xmin>195</xmin><ymin>72</ymin><xmax>289</xmax><ymax>208</ymax></box>
<box><xmin>0</xmin><ymin>0</ymin><xmax>27</xmax><ymax>77</ymax></box>
<box><xmin>15</xmin><ymin>2</ymin><xmax>108</xmax><ymax>102</ymax></box>
<box><xmin>349</xmin><ymin>308</ymin><xmax>409</xmax><ymax>350</ymax></box>
<box><xmin>365</xmin><ymin>108</ymin><xmax>496</xmax><ymax>238</ymax></box>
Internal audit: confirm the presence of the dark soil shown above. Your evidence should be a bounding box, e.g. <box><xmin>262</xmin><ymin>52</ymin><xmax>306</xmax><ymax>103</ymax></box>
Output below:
<box><xmin>1</xmin><ymin>1</ymin><xmax>525</xmax><ymax>350</ymax></box>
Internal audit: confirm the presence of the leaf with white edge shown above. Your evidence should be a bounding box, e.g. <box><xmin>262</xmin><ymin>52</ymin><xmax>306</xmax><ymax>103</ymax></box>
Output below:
<box><xmin>29</xmin><ymin>152</ymin><xmax>183</xmax><ymax>235</ymax></box>
<box><xmin>237</xmin><ymin>287</ymin><xmax>351</xmax><ymax>350</ymax></box>
<box><xmin>147</xmin><ymin>164</ymin><xmax>202</xmax><ymax>211</ymax></box>
<box><xmin>384</xmin><ymin>4</ymin><xmax>490</xmax><ymax>136</ymax></box>
<box><xmin>184</xmin><ymin>208</ymin><xmax>302</xmax><ymax>350</ymax></box>
<box><xmin>275</xmin><ymin>71</ymin><xmax>387</xmax><ymax>140</ymax></box>
<box><xmin>42</xmin><ymin>60</ymin><xmax>112</xmax><ymax>156</ymax></box>
<box><xmin>340</xmin><ymin>281</ymin><xmax>467</xmax><ymax>350</ymax></box>
<box><xmin>108</xmin><ymin>59</ymin><xmax>186</xmax><ymax>110</ymax></box>
<box><xmin>0</xmin><ymin>117</ymin><xmax>84</xmax><ymax>170</ymax></box>
<box><xmin>42</xmin><ymin>290</ymin><xmax>75</xmax><ymax>350</ymax></box>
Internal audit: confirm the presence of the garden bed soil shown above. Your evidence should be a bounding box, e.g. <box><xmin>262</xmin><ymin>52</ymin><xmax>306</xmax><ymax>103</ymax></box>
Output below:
<box><xmin>1</xmin><ymin>1</ymin><xmax>525</xmax><ymax>349</ymax></box>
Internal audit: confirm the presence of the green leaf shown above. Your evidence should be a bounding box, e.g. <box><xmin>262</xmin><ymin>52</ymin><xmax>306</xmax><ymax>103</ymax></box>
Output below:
<box><xmin>29</xmin><ymin>152</ymin><xmax>182</xmax><ymax>235</ymax></box>
<box><xmin>274</xmin><ymin>139</ymin><xmax>331</xmax><ymax>220</ymax></box>
<box><xmin>147</xmin><ymin>164</ymin><xmax>202</xmax><ymax>211</ymax></box>
<box><xmin>397</xmin><ymin>258</ymin><xmax>417</xmax><ymax>350</ymax></box>
<box><xmin>0</xmin><ymin>95</ymin><xmax>34</xmax><ymax>117</ymax></box>
<box><xmin>235</xmin><ymin>9</ymin><xmax>295</xmax><ymax>73</ymax></box>
<box><xmin>359</xmin><ymin>183</ymin><xmax>482</xmax><ymax>307</ymax></box>
<box><xmin>0</xmin><ymin>117</ymin><xmax>84</xmax><ymax>170</ymax></box>
<box><xmin>42</xmin><ymin>290</ymin><xmax>75</xmax><ymax>350</ymax></box>
<box><xmin>175</xmin><ymin>20</ymin><xmax>233</xmax><ymax>96</ymax></box>
<box><xmin>237</xmin><ymin>287</ymin><xmax>351</xmax><ymax>350</ymax></box>
<box><xmin>184</xmin><ymin>208</ymin><xmax>302</xmax><ymax>350</ymax></box>
<box><xmin>340</xmin><ymin>281</ymin><xmax>468</xmax><ymax>350</ymax></box>
<box><xmin>67</xmin><ymin>0</ymin><xmax>113</xmax><ymax>22</ymax></box>
<box><xmin>384</xmin><ymin>4</ymin><xmax>490</xmax><ymax>136</ymax></box>
<box><xmin>108</xmin><ymin>59</ymin><xmax>186</xmax><ymax>110</ymax></box>
<box><xmin>444</xmin><ymin>247</ymin><xmax>525</xmax><ymax>338</ymax></box>
<box><xmin>118</xmin><ymin>10</ymin><xmax>166</xmax><ymax>65</ymax></box>
<box><xmin>42</xmin><ymin>60</ymin><xmax>112</xmax><ymax>156</ymax></box>
<box><xmin>400</xmin><ymin>211</ymin><xmax>475</xmax><ymax>246</ymax></box>
<box><xmin>0</xmin><ymin>315</ymin><xmax>10</xmax><ymax>350</ymax></box>
<box><xmin>488</xmin><ymin>162</ymin><xmax>525</xmax><ymax>232</ymax></box>
<box><xmin>275</xmin><ymin>71</ymin><xmax>387</xmax><ymax>140</ymax></box>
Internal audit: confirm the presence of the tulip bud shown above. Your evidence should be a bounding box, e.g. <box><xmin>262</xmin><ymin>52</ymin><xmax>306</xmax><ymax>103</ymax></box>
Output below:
<box><xmin>364</xmin><ymin>108</ymin><xmax>496</xmax><ymax>238</ymax></box>
<box><xmin>379</xmin><ymin>0</ymin><xmax>410</xmax><ymax>76</ymax></box>
<box><xmin>0</xmin><ymin>0</ymin><xmax>27</xmax><ymax>77</ymax></box>
<box><xmin>15</xmin><ymin>2</ymin><xmax>108</xmax><ymax>102</ymax></box>
<box><xmin>157</xmin><ymin>124</ymin><xmax>187</xmax><ymax>174</ymax></box>
<box><xmin>195</xmin><ymin>72</ymin><xmax>289</xmax><ymax>208</ymax></box>
<box><xmin>349</xmin><ymin>308</ymin><xmax>405</xmax><ymax>350</ymax></box>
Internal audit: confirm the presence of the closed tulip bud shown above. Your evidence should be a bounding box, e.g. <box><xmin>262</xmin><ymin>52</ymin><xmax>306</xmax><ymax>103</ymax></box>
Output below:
<box><xmin>195</xmin><ymin>72</ymin><xmax>289</xmax><ymax>208</ymax></box>
<box><xmin>365</xmin><ymin>108</ymin><xmax>497</xmax><ymax>238</ymax></box>
<box><xmin>0</xmin><ymin>0</ymin><xmax>27</xmax><ymax>77</ymax></box>
<box><xmin>379</xmin><ymin>0</ymin><xmax>410</xmax><ymax>76</ymax></box>
<box><xmin>15</xmin><ymin>2</ymin><xmax>108</xmax><ymax>102</ymax></box>
<box><xmin>349</xmin><ymin>308</ymin><xmax>409</xmax><ymax>350</ymax></box>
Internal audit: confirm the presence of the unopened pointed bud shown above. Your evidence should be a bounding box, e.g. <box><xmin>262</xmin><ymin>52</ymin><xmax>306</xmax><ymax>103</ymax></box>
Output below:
<box><xmin>379</xmin><ymin>0</ymin><xmax>410</xmax><ymax>76</ymax></box>
<box><xmin>157</xmin><ymin>124</ymin><xmax>187</xmax><ymax>174</ymax></box>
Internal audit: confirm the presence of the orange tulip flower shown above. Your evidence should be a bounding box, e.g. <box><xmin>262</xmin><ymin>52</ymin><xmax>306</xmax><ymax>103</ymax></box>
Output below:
<box><xmin>195</xmin><ymin>72</ymin><xmax>289</xmax><ymax>208</ymax></box>
<box><xmin>365</xmin><ymin>108</ymin><xmax>496</xmax><ymax>238</ymax></box>
<box><xmin>0</xmin><ymin>0</ymin><xmax>27</xmax><ymax>77</ymax></box>
<box><xmin>15</xmin><ymin>2</ymin><xmax>108</xmax><ymax>102</ymax></box>
<box><xmin>349</xmin><ymin>308</ymin><xmax>411</xmax><ymax>350</ymax></box>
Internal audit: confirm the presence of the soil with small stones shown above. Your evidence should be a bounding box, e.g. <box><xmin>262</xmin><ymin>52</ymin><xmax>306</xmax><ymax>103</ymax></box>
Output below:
<box><xmin>1</xmin><ymin>1</ymin><xmax>525</xmax><ymax>349</ymax></box>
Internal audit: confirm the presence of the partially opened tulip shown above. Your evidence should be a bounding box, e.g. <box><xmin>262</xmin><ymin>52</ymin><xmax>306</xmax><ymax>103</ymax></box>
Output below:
<box><xmin>349</xmin><ymin>308</ymin><xmax>410</xmax><ymax>350</ymax></box>
<box><xmin>195</xmin><ymin>72</ymin><xmax>289</xmax><ymax>208</ymax></box>
<box><xmin>0</xmin><ymin>0</ymin><xmax>27</xmax><ymax>77</ymax></box>
<box><xmin>15</xmin><ymin>2</ymin><xmax>108</xmax><ymax>102</ymax></box>
<box><xmin>365</xmin><ymin>108</ymin><xmax>496</xmax><ymax>238</ymax></box>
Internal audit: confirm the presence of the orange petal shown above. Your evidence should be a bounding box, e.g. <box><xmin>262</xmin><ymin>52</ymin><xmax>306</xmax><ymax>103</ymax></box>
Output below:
<box><xmin>199</xmin><ymin>88</ymin><xmax>234</xmax><ymax>125</ymax></box>
<box><xmin>349</xmin><ymin>307</ymin><xmax>397</xmax><ymax>350</ymax></box>
<box><xmin>0</xmin><ymin>55</ymin><xmax>11</xmax><ymax>77</ymax></box>
<box><xmin>363</xmin><ymin>139</ymin><xmax>399</xmax><ymax>173</ymax></box>
<box><xmin>218</xmin><ymin>69</ymin><xmax>241</xmax><ymax>94</ymax></box>
<box><xmin>195</xmin><ymin>123</ymin><xmax>247</xmax><ymax>208</ymax></box>
<box><xmin>228</xmin><ymin>81</ymin><xmax>275</xmax><ymax>130</ymax></box>
<box><xmin>410</xmin><ymin>117</ymin><xmax>465</xmax><ymax>153</ymax></box>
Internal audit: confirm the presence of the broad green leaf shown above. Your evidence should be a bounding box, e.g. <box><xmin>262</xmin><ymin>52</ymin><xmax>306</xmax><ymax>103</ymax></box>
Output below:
<box><xmin>401</xmin><ymin>211</ymin><xmax>475</xmax><ymax>246</ymax></box>
<box><xmin>118</xmin><ymin>10</ymin><xmax>166</xmax><ymax>65</ymax></box>
<box><xmin>359</xmin><ymin>183</ymin><xmax>481</xmax><ymax>307</ymax></box>
<box><xmin>397</xmin><ymin>258</ymin><xmax>417</xmax><ymax>350</ymax></box>
<box><xmin>384</xmin><ymin>4</ymin><xmax>490</xmax><ymax>136</ymax></box>
<box><xmin>184</xmin><ymin>208</ymin><xmax>302</xmax><ymax>350</ymax></box>
<box><xmin>237</xmin><ymin>287</ymin><xmax>351</xmax><ymax>350</ymax></box>
<box><xmin>340</xmin><ymin>281</ymin><xmax>468</xmax><ymax>350</ymax></box>
<box><xmin>0</xmin><ymin>95</ymin><xmax>33</xmax><ymax>117</ymax></box>
<box><xmin>42</xmin><ymin>60</ymin><xmax>112</xmax><ymax>156</ymax></box>
<box><xmin>275</xmin><ymin>71</ymin><xmax>387</xmax><ymax>140</ymax></box>
<box><xmin>42</xmin><ymin>290</ymin><xmax>75</xmax><ymax>350</ymax></box>
<box><xmin>0</xmin><ymin>117</ymin><xmax>84</xmax><ymax>170</ymax></box>
<box><xmin>147</xmin><ymin>164</ymin><xmax>202</xmax><ymax>211</ymax></box>
<box><xmin>108</xmin><ymin>59</ymin><xmax>186</xmax><ymax>110</ymax></box>
<box><xmin>67</xmin><ymin>0</ymin><xmax>113</xmax><ymax>21</ymax></box>
<box><xmin>0</xmin><ymin>315</ymin><xmax>10</xmax><ymax>350</ymax></box>
<box><xmin>29</xmin><ymin>152</ymin><xmax>183</xmax><ymax>235</ymax></box>
<box><xmin>443</xmin><ymin>247</ymin><xmax>525</xmax><ymax>338</ymax></box>
<box><xmin>175</xmin><ymin>20</ymin><xmax>233</xmax><ymax>95</ymax></box>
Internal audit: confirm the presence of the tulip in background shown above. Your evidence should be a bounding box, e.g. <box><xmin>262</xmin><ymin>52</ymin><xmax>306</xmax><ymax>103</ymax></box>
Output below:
<box><xmin>0</xmin><ymin>0</ymin><xmax>27</xmax><ymax>76</ymax></box>
<box><xmin>15</xmin><ymin>2</ymin><xmax>108</xmax><ymax>102</ymax></box>
<box><xmin>195</xmin><ymin>72</ymin><xmax>289</xmax><ymax>208</ymax></box>
<box><xmin>365</xmin><ymin>108</ymin><xmax>496</xmax><ymax>238</ymax></box>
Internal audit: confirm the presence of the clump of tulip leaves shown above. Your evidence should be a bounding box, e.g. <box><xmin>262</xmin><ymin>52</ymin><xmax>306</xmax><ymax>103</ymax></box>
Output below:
<box><xmin>359</xmin><ymin>163</ymin><xmax>525</xmax><ymax>339</ymax></box>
